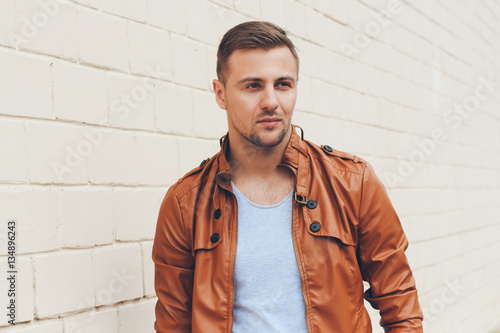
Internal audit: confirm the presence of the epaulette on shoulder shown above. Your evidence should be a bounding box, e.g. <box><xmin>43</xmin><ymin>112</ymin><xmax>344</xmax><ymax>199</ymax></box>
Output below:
<box><xmin>320</xmin><ymin>144</ymin><xmax>364</xmax><ymax>164</ymax></box>
<box><xmin>172</xmin><ymin>156</ymin><xmax>211</xmax><ymax>190</ymax></box>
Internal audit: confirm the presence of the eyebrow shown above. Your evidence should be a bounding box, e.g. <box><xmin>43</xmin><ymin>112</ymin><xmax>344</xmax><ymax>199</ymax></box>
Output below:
<box><xmin>236</xmin><ymin>75</ymin><xmax>296</xmax><ymax>85</ymax></box>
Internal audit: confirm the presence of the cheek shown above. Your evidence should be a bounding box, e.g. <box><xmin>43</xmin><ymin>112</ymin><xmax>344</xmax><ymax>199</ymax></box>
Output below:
<box><xmin>278</xmin><ymin>91</ymin><xmax>297</xmax><ymax>113</ymax></box>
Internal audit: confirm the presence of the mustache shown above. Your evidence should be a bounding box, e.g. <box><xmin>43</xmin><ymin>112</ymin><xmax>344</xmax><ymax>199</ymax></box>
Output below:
<box><xmin>258</xmin><ymin>110</ymin><xmax>282</xmax><ymax>118</ymax></box>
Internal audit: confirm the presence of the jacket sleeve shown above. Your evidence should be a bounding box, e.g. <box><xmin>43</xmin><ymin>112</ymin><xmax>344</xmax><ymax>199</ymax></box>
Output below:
<box><xmin>152</xmin><ymin>186</ymin><xmax>194</xmax><ymax>333</ymax></box>
<box><xmin>356</xmin><ymin>162</ymin><xmax>423</xmax><ymax>332</ymax></box>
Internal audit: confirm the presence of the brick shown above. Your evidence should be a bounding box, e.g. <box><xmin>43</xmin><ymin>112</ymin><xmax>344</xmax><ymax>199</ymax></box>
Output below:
<box><xmin>0</xmin><ymin>49</ymin><xmax>52</xmax><ymax>119</ymax></box>
<box><xmin>210</xmin><ymin>0</ymin><xmax>232</xmax><ymax>7</ymax></box>
<box><xmin>207</xmin><ymin>45</ymin><xmax>217</xmax><ymax>91</ymax></box>
<box><xmin>358</xmin><ymin>40</ymin><xmax>393</xmax><ymax>73</ymax></box>
<box><xmin>135</xmin><ymin>133</ymin><xmax>179</xmax><ymax>186</ymax></box>
<box><xmin>117</xmin><ymin>299</ymin><xmax>156</xmax><ymax>333</ymax></box>
<box><xmin>379</xmin><ymin>100</ymin><xmax>406</xmax><ymax>132</ymax></box>
<box><xmin>0</xmin><ymin>119</ymin><xmax>27</xmax><ymax>182</ymax></box>
<box><xmin>34</xmin><ymin>250</ymin><xmax>94</xmax><ymax>317</ymax></box>
<box><xmin>316</xmin><ymin>46</ymin><xmax>338</xmax><ymax>84</ymax></box>
<box><xmin>177</xmin><ymin>137</ymin><xmax>220</xmax><ymax>175</ymax></box>
<box><xmin>0</xmin><ymin>188</ymin><xmax>59</xmax><ymax>253</ymax></box>
<box><xmin>100</xmin><ymin>0</ymin><xmax>147</xmax><ymax>22</ymax></box>
<box><xmin>313</xmin><ymin>0</ymin><xmax>333</xmax><ymax>17</ymax></box>
<box><xmin>86</xmin><ymin>130</ymin><xmax>137</xmax><ymax>185</ymax></box>
<box><xmin>330</xmin><ymin>0</ymin><xmax>350</xmax><ymax>25</ymax></box>
<box><xmin>73</xmin><ymin>0</ymin><xmax>98</xmax><ymax>8</ymax></box>
<box><xmin>260</xmin><ymin>0</ymin><xmax>286</xmax><ymax>27</ymax></box>
<box><xmin>63</xmin><ymin>308</ymin><xmax>118</xmax><ymax>333</ymax></box>
<box><xmin>16</xmin><ymin>257</ymin><xmax>35</xmax><ymax>323</ymax></box>
<box><xmin>106</xmin><ymin>72</ymin><xmax>156</xmax><ymax>131</ymax></box>
<box><xmin>0</xmin><ymin>2</ymin><xmax>17</xmax><ymax>48</ymax></box>
<box><xmin>296</xmin><ymin>0</ymin><xmax>313</xmax><ymax>7</ymax></box>
<box><xmin>0</xmin><ymin>256</ymin><xmax>33</xmax><ymax>325</ymax></box>
<box><xmin>327</xmin><ymin>118</ymin><xmax>363</xmax><ymax>155</ymax></box>
<box><xmin>284</xmin><ymin>0</ymin><xmax>308</xmax><ymax>39</ymax></box>
<box><xmin>155</xmin><ymin>83</ymin><xmax>194</xmax><ymax>136</ymax></box>
<box><xmin>26</xmin><ymin>121</ymin><xmax>89</xmax><ymax>184</ymax></box>
<box><xmin>114</xmin><ymin>188</ymin><xmax>165</xmax><ymax>241</ymax></box>
<box><xmin>171</xmin><ymin>35</ymin><xmax>208</xmax><ymax>89</ymax></box>
<box><xmin>192</xmin><ymin>90</ymin><xmax>228</xmax><ymax>139</ymax></box>
<box><xmin>13</xmin><ymin>0</ymin><xmax>77</xmax><ymax>59</ymax></box>
<box><xmin>292</xmin><ymin>38</ymin><xmax>318</xmax><ymax>79</ymax></box>
<box><xmin>306</xmin><ymin>8</ymin><xmax>328</xmax><ymax>47</ymax></box>
<box><xmin>77</xmin><ymin>6</ymin><xmax>128</xmax><ymax>71</ymax></box>
<box><xmin>328</xmin><ymin>84</ymin><xmax>350</xmax><ymax>121</ymax></box>
<box><xmin>148</xmin><ymin>0</ymin><xmax>187</xmax><ymax>34</ymax></box>
<box><xmin>216</xmin><ymin>8</ymin><xmax>247</xmax><ymax>44</ymax></box>
<box><xmin>128</xmin><ymin>22</ymin><xmax>172</xmax><ymax>80</ymax></box>
<box><xmin>186</xmin><ymin>0</ymin><xmax>219</xmax><ymax>45</ymax></box>
<box><xmin>346</xmin><ymin>0</ymin><xmax>371</xmax><ymax>33</ymax></box>
<box><xmin>59</xmin><ymin>188</ymin><xmax>113</xmax><ymax>247</ymax></box>
<box><xmin>310</xmin><ymin>79</ymin><xmax>332</xmax><ymax>116</ymax></box>
<box><xmin>295</xmin><ymin>75</ymin><xmax>312</xmax><ymax>112</ymax></box>
<box><xmin>5</xmin><ymin>320</ymin><xmax>64</xmax><ymax>333</ymax></box>
<box><xmin>234</xmin><ymin>0</ymin><xmax>260</xmax><ymax>18</ymax></box>
<box><xmin>53</xmin><ymin>61</ymin><xmax>107</xmax><ymax>124</ymax></box>
<box><xmin>92</xmin><ymin>244</ymin><xmax>143</xmax><ymax>306</ymax></box>
<box><xmin>292</xmin><ymin>111</ymin><xmax>327</xmax><ymax>144</ymax></box>
<box><xmin>142</xmin><ymin>241</ymin><xmax>155</xmax><ymax>296</ymax></box>
<box><xmin>347</xmin><ymin>91</ymin><xmax>379</xmax><ymax>126</ymax></box>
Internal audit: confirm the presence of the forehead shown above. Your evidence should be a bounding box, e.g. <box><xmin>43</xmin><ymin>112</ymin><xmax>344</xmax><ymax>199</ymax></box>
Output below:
<box><xmin>225</xmin><ymin>47</ymin><xmax>298</xmax><ymax>82</ymax></box>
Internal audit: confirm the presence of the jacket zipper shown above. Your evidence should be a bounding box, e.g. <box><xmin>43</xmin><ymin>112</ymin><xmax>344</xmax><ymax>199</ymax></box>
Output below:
<box><xmin>292</xmin><ymin>196</ymin><xmax>313</xmax><ymax>333</ymax></box>
<box><xmin>282</xmin><ymin>164</ymin><xmax>313</xmax><ymax>333</ymax></box>
<box><xmin>227</xmin><ymin>189</ymin><xmax>238</xmax><ymax>333</ymax></box>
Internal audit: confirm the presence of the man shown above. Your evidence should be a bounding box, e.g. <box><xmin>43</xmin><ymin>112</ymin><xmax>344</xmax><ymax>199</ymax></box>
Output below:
<box><xmin>153</xmin><ymin>21</ymin><xmax>423</xmax><ymax>332</ymax></box>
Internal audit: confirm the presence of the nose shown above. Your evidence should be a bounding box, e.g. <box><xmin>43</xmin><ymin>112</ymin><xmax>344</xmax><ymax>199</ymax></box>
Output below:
<box><xmin>259</xmin><ymin>85</ymin><xmax>279</xmax><ymax>111</ymax></box>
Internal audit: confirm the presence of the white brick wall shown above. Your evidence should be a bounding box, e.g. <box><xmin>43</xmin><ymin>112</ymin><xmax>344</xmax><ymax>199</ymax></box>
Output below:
<box><xmin>0</xmin><ymin>0</ymin><xmax>499</xmax><ymax>332</ymax></box>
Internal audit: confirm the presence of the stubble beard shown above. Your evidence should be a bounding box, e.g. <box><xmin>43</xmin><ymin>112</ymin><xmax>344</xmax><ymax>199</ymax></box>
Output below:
<box><xmin>248</xmin><ymin>126</ymin><xmax>288</xmax><ymax>148</ymax></box>
<box><xmin>232</xmin><ymin>117</ymin><xmax>289</xmax><ymax>149</ymax></box>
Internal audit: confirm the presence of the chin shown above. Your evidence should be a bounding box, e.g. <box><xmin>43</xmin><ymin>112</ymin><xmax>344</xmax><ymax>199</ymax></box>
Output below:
<box><xmin>251</xmin><ymin>128</ymin><xmax>288</xmax><ymax>148</ymax></box>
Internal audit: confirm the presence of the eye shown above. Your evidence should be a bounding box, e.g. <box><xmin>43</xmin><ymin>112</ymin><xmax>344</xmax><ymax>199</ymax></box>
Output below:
<box><xmin>276</xmin><ymin>81</ymin><xmax>291</xmax><ymax>88</ymax></box>
<box><xmin>246</xmin><ymin>82</ymin><xmax>261</xmax><ymax>89</ymax></box>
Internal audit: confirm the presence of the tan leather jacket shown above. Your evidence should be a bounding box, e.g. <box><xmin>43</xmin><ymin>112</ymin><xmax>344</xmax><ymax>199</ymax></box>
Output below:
<box><xmin>153</xmin><ymin>126</ymin><xmax>423</xmax><ymax>332</ymax></box>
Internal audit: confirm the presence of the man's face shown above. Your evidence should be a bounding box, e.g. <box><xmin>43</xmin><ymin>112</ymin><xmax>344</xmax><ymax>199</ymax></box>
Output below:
<box><xmin>213</xmin><ymin>46</ymin><xmax>298</xmax><ymax>148</ymax></box>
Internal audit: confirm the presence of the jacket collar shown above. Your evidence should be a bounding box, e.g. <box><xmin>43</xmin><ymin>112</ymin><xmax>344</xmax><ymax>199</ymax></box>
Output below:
<box><xmin>215</xmin><ymin>124</ymin><xmax>310</xmax><ymax>202</ymax></box>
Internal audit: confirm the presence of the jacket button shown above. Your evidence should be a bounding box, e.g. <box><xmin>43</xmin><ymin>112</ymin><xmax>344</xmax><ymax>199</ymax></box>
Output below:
<box><xmin>214</xmin><ymin>208</ymin><xmax>222</xmax><ymax>219</ymax></box>
<box><xmin>323</xmin><ymin>145</ymin><xmax>333</xmax><ymax>153</ymax></box>
<box><xmin>199</xmin><ymin>159</ymin><xmax>207</xmax><ymax>167</ymax></box>
<box><xmin>306</xmin><ymin>200</ymin><xmax>317</xmax><ymax>209</ymax></box>
<box><xmin>210</xmin><ymin>233</ymin><xmax>220</xmax><ymax>243</ymax></box>
<box><xmin>310</xmin><ymin>222</ymin><xmax>321</xmax><ymax>233</ymax></box>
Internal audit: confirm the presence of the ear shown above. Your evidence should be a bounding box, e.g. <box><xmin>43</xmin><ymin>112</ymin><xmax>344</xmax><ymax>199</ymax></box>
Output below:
<box><xmin>213</xmin><ymin>79</ymin><xmax>227</xmax><ymax>110</ymax></box>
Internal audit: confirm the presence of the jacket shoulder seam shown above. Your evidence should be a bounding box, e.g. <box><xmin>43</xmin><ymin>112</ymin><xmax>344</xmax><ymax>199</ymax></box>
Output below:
<box><xmin>173</xmin><ymin>175</ymin><xmax>210</xmax><ymax>201</ymax></box>
<box><xmin>311</xmin><ymin>155</ymin><xmax>365</xmax><ymax>175</ymax></box>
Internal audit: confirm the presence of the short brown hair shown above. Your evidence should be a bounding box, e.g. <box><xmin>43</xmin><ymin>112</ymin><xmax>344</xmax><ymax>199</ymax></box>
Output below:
<box><xmin>216</xmin><ymin>21</ymin><xmax>299</xmax><ymax>85</ymax></box>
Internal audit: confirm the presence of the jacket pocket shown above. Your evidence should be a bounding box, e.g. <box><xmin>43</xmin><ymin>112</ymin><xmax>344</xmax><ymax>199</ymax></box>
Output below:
<box><xmin>301</xmin><ymin>202</ymin><xmax>358</xmax><ymax>246</ymax></box>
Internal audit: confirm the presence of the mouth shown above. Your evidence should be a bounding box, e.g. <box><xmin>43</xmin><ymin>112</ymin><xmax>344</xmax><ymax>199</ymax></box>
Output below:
<box><xmin>257</xmin><ymin>117</ymin><xmax>282</xmax><ymax>125</ymax></box>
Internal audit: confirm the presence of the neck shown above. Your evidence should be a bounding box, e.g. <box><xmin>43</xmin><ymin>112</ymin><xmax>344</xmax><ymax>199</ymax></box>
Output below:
<box><xmin>227</xmin><ymin>127</ymin><xmax>292</xmax><ymax>180</ymax></box>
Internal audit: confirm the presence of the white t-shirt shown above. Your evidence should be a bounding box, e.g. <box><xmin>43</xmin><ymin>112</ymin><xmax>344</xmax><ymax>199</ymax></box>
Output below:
<box><xmin>231</xmin><ymin>182</ymin><xmax>308</xmax><ymax>333</ymax></box>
